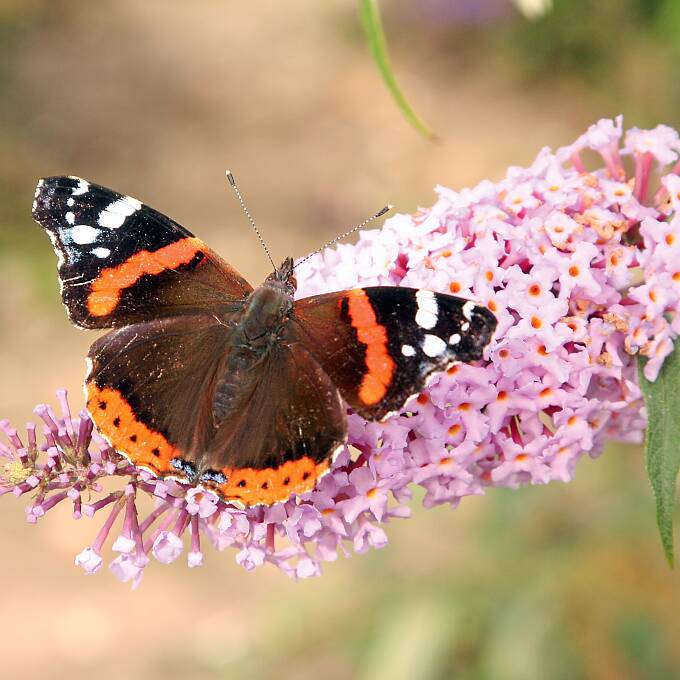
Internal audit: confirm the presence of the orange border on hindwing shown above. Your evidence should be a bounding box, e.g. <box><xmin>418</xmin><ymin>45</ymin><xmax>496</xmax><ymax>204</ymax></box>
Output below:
<box><xmin>216</xmin><ymin>458</ymin><xmax>331</xmax><ymax>506</ymax></box>
<box><xmin>86</xmin><ymin>381</ymin><xmax>332</xmax><ymax>506</ymax></box>
<box><xmin>86</xmin><ymin>382</ymin><xmax>179</xmax><ymax>473</ymax></box>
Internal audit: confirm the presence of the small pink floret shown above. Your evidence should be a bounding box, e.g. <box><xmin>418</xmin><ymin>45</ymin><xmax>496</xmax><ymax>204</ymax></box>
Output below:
<box><xmin>75</xmin><ymin>547</ymin><xmax>103</xmax><ymax>574</ymax></box>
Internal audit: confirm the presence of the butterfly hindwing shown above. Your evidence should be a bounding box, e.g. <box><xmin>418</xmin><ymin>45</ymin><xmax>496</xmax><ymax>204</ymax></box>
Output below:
<box><xmin>86</xmin><ymin>313</ymin><xmax>233</xmax><ymax>475</ymax></box>
<box><xmin>87</xmin><ymin>318</ymin><xmax>345</xmax><ymax>507</ymax></box>
<box><xmin>204</xmin><ymin>342</ymin><xmax>346</xmax><ymax>506</ymax></box>
<box><xmin>32</xmin><ymin>176</ymin><xmax>253</xmax><ymax>328</ymax></box>
<box><xmin>291</xmin><ymin>286</ymin><xmax>497</xmax><ymax>420</ymax></box>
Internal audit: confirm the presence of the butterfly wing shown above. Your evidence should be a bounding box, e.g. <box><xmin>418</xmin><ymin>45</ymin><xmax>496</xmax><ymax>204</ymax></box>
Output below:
<box><xmin>32</xmin><ymin>176</ymin><xmax>253</xmax><ymax>328</ymax></box>
<box><xmin>85</xmin><ymin>314</ymin><xmax>234</xmax><ymax>476</ymax></box>
<box><xmin>291</xmin><ymin>287</ymin><xmax>497</xmax><ymax>420</ymax></box>
<box><xmin>87</xmin><ymin>318</ymin><xmax>344</xmax><ymax>507</ymax></box>
<box><xmin>203</xmin><ymin>342</ymin><xmax>346</xmax><ymax>507</ymax></box>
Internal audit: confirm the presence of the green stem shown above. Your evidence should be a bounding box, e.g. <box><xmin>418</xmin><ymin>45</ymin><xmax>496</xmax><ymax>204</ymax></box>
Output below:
<box><xmin>359</xmin><ymin>0</ymin><xmax>438</xmax><ymax>141</ymax></box>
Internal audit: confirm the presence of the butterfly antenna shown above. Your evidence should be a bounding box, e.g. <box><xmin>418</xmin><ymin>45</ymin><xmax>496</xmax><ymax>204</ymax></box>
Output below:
<box><xmin>225</xmin><ymin>170</ymin><xmax>276</xmax><ymax>271</ymax></box>
<box><xmin>294</xmin><ymin>204</ymin><xmax>392</xmax><ymax>268</ymax></box>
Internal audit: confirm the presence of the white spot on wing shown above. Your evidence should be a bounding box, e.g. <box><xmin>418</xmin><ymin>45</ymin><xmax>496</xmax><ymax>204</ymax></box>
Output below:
<box><xmin>422</xmin><ymin>334</ymin><xmax>447</xmax><ymax>357</ymax></box>
<box><xmin>92</xmin><ymin>247</ymin><xmax>111</xmax><ymax>258</ymax></box>
<box><xmin>71</xmin><ymin>178</ymin><xmax>90</xmax><ymax>196</ymax></box>
<box><xmin>415</xmin><ymin>289</ymin><xmax>438</xmax><ymax>330</ymax></box>
<box><xmin>65</xmin><ymin>212</ymin><xmax>75</xmax><ymax>225</ymax></box>
<box><xmin>67</xmin><ymin>197</ymin><xmax>75</xmax><ymax>207</ymax></box>
<box><xmin>98</xmin><ymin>197</ymin><xmax>142</xmax><ymax>229</ymax></box>
<box><xmin>401</xmin><ymin>344</ymin><xmax>416</xmax><ymax>357</ymax></box>
<box><xmin>462</xmin><ymin>301</ymin><xmax>475</xmax><ymax>320</ymax></box>
<box><xmin>449</xmin><ymin>333</ymin><xmax>461</xmax><ymax>346</ymax></box>
<box><xmin>71</xmin><ymin>224</ymin><xmax>100</xmax><ymax>245</ymax></box>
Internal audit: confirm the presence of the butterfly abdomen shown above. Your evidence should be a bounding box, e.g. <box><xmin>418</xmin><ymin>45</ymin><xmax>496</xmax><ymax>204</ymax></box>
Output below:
<box><xmin>212</xmin><ymin>282</ymin><xmax>294</xmax><ymax>423</ymax></box>
<box><xmin>212</xmin><ymin>349</ymin><xmax>262</xmax><ymax>424</ymax></box>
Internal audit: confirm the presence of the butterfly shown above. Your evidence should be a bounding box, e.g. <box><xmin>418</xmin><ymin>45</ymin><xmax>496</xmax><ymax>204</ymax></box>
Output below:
<box><xmin>32</xmin><ymin>175</ymin><xmax>497</xmax><ymax>507</ymax></box>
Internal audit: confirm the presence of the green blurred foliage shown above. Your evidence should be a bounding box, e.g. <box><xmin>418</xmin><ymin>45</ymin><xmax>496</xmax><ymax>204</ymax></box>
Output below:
<box><xmin>509</xmin><ymin>0</ymin><xmax>680</xmax><ymax>125</ymax></box>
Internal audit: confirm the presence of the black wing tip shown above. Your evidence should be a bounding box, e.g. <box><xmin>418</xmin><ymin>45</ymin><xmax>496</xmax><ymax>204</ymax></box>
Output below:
<box><xmin>33</xmin><ymin>176</ymin><xmax>95</xmax><ymax>200</ymax></box>
<box><xmin>34</xmin><ymin>176</ymin><xmax>85</xmax><ymax>193</ymax></box>
<box><xmin>32</xmin><ymin>178</ymin><xmax>55</xmax><ymax>223</ymax></box>
<box><xmin>32</xmin><ymin>176</ymin><xmax>95</xmax><ymax>224</ymax></box>
<box><xmin>37</xmin><ymin>174</ymin><xmax>88</xmax><ymax>183</ymax></box>
<box><xmin>467</xmin><ymin>306</ymin><xmax>498</xmax><ymax>360</ymax></box>
<box><xmin>476</xmin><ymin>304</ymin><xmax>498</xmax><ymax>333</ymax></box>
<box><xmin>32</xmin><ymin>177</ymin><xmax>53</xmax><ymax>222</ymax></box>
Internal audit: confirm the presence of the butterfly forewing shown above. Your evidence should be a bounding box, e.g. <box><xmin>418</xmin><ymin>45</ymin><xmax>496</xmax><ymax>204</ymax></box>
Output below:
<box><xmin>32</xmin><ymin>176</ymin><xmax>252</xmax><ymax>328</ymax></box>
<box><xmin>291</xmin><ymin>287</ymin><xmax>497</xmax><ymax>420</ymax></box>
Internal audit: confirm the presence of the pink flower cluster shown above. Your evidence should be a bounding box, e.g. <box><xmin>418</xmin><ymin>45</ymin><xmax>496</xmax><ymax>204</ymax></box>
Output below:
<box><xmin>2</xmin><ymin>117</ymin><xmax>679</xmax><ymax>585</ymax></box>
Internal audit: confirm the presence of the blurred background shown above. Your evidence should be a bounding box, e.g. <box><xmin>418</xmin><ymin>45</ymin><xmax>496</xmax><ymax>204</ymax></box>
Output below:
<box><xmin>1</xmin><ymin>1</ymin><xmax>680</xmax><ymax>678</ymax></box>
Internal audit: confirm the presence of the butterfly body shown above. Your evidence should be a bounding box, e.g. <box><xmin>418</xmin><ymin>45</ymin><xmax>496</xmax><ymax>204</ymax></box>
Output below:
<box><xmin>212</xmin><ymin>261</ymin><xmax>296</xmax><ymax>422</ymax></box>
<box><xmin>33</xmin><ymin>176</ymin><xmax>497</xmax><ymax>507</ymax></box>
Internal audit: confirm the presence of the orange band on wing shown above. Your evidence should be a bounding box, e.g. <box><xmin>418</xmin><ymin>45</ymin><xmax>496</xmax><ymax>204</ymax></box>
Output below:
<box><xmin>87</xmin><ymin>380</ymin><xmax>331</xmax><ymax>506</ymax></box>
<box><xmin>87</xmin><ymin>237</ymin><xmax>204</xmax><ymax>317</ymax></box>
<box><xmin>217</xmin><ymin>457</ymin><xmax>330</xmax><ymax>507</ymax></box>
<box><xmin>345</xmin><ymin>289</ymin><xmax>395</xmax><ymax>405</ymax></box>
<box><xmin>86</xmin><ymin>381</ymin><xmax>180</xmax><ymax>474</ymax></box>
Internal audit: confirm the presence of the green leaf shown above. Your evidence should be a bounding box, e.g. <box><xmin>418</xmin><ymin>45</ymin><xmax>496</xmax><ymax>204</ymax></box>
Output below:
<box><xmin>638</xmin><ymin>349</ymin><xmax>680</xmax><ymax>567</ymax></box>
<box><xmin>359</xmin><ymin>0</ymin><xmax>438</xmax><ymax>141</ymax></box>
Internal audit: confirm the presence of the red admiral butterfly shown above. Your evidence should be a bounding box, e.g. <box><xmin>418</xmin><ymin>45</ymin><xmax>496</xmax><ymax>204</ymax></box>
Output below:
<box><xmin>32</xmin><ymin>175</ymin><xmax>496</xmax><ymax>507</ymax></box>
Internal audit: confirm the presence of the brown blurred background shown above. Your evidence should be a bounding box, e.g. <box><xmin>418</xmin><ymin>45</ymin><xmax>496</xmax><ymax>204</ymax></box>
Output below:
<box><xmin>1</xmin><ymin>1</ymin><xmax>680</xmax><ymax>678</ymax></box>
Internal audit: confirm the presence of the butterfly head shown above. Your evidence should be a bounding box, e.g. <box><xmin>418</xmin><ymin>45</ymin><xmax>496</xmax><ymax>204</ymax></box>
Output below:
<box><xmin>266</xmin><ymin>257</ymin><xmax>297</xmax><ymax>296</ymax></box>
<box><xmin>242</xmin><ymin>258</ymin><xmax>296</xmax><ymax>343</ymax></box>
